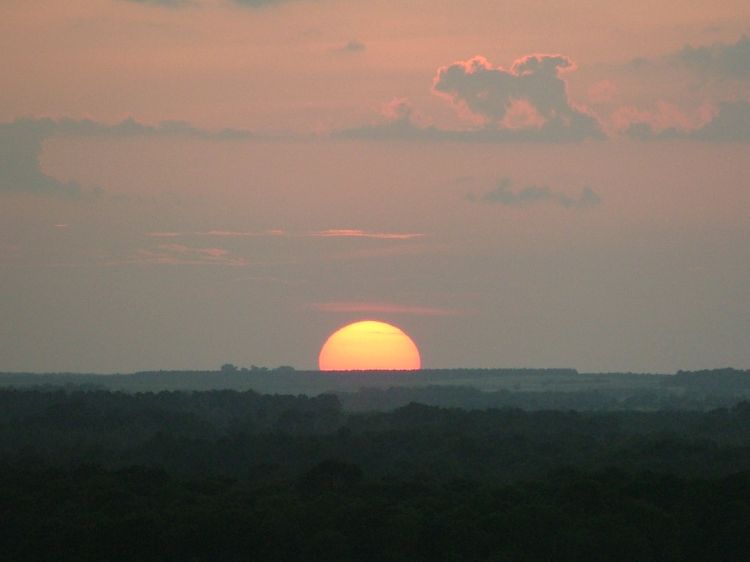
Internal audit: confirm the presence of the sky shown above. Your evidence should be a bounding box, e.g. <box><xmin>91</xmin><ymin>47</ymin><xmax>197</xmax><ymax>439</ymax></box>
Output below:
<box><xmin>1</xmin><ymin>0</ymin><xmax>750</xmax><ymax>373</ymax></box>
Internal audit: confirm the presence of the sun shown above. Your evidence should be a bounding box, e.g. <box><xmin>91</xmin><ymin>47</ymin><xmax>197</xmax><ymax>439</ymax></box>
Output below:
<box><xmin>318</xmin><ymin>320</ymin><xmax>421</xmax><ymax>371</ymax></box>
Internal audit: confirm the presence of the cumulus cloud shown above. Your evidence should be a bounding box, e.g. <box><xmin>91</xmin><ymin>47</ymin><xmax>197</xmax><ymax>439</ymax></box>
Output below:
<box><xmin>624</xmin><ymin>100</ymin><xmax>750</xmax><ymax>142</ymax></box>
<box><xmin>0</xmin><ymin>117</ymin><xmax>257</xmax><ymax>196</ymax></box>
<box><xmin>678</xmin><ymin>36</ymin><xmax>750</xmax><ymax>79</ymax></box>
<box><xmin>432</xmin><ymin>54</ymin><xmax>603</xmax><ymax>139</ymax></box>
<box><xmin>337</xmin><ymin>54</ymin><xmax>604</xmax><ymax>143</ymax></box>
<box><xmin>691</xmin><ymin>100</ymin><xmax>750</xmax><ymax>141</ymax></box>
<box><xmin>468</xmin><ymin>178</ymin><xmax>601</xmax><ymax>209</ymax></box>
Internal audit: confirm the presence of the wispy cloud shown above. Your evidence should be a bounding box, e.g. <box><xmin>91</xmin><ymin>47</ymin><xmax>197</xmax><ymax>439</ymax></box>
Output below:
<box><xmin>623</xmin><ymin>100</ymin><xmax>750</xmax><ymax>142</ymax></box>
<box><xmin>197</xmin><ymin>229</ymin><xmax>287</xmax><ymax>237</ymax></box>
<box><xmin>146</xmin><ymin>228</ymin><xmax>423</xmax><ymax>240</ymax></box>
<box><xmin>131</xmin><ymin>244</ymin><xmax>248</xmax><ymax>266</ymax></box>
<box><xmin>310</xmin><ymin>301</ymin><xmax>460</xmax><ymax>316</ymax></box>
<box><xmin>312</xmin><ymin>229</ymin><xmax>423</xmax><ymax>240</ymax></box>
<box><xmin>0</xmin><ymin>243</ymin><xmax>21</xmax><ymax>261</ymax></box>
<box><xmin>146</xmin><ymin>232</ymin><xmax>183</xmax><ymax>238</ymax></box>
<box><xmin>468</xmin><ymin>178</ymin><xmax>601</xmax><ymax>209</ymax></box>
<box><xmin>677</xmin><ymin>35</ymin><xmax>750</xmax><ymax>80</ymax></box>
<box><xmin>0</xmin><ymin>117</ymin><xmax>259</xmax><ymax>197</ymax></box>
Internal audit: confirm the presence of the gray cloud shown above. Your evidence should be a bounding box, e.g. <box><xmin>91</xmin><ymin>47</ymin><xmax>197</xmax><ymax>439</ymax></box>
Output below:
<box><xmin>336</xmin><ymin>39</ymin><xmax>366</xmax><ymax>53</ymax></box>
<box><xmin>336</xmin><ymin>54</ymin><xmax>604</xmax><ymax>143</ymax></box>
<box><xmin>625</xmin><ymin>100</ymin><xmax>750</xmax><ymax>142</ymax></box>
<box><xmin>468</xmin><ymin>178</ymin><xmax>601</xmax><ymax>209</ymax></box>
<box><xmin>51</xmin><ymin>117</ymin><xmax>257</xmax><ymax>140</ymax></box>
<box><xmin>678</xmin><ymin>36</ymin><xmax>750</xmax><ymax>79</ymax></box>
<box><xmin>0</xmin><ymin>120</ymin><xmax>82</xmax><ymax>196</ymax></box>
<box><xmin>0</xmin><ymin>117</ymin><xmax>257</xmax><ymax>196</ymax></box>
<box><xmin>432</xmin><ymin>54</ymin><xmax>603</xmax><ymax>139</ymax></box>
<box><xmin>692</xmin><ymin>100</ymin><xmax>750</xmax><ymax>141</ymax></box>
<box><xmin>335</xmin><ymin>110</ymin><xmax>603</xmax><ymax>143</ymax></box>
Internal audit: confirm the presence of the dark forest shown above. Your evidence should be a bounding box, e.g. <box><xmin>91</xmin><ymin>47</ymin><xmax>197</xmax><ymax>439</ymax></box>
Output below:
<box><xmin>1</xmin><ymin>369</ymin><xmax>750</xmax><ymax>560</ymax></box>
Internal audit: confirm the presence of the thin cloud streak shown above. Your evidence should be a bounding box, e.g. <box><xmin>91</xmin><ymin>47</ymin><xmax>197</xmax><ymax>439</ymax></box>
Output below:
<box><xmin>310</xmin><ymin>302</ymin><xmax>461</xmax><ymax>316</ymax></box>
<box><xmin>313</xmin><ymin>229</ymin><xmax>424</xmax><ymax>240</ymax></box>
<box><xmin>468</xmin><ymin>178</ymin><xmax>601</xmax><ymax>209</ymax></box>
<box><xmin>147</xmin><ymin>229</ymin><xmax>424</xmax><ymax>240</ymax></box>
<box><xmin>623</xmin><ymin>100</ymin><xmax>750</xmax><ymax>142</ymax></box>
<box><xmin>125</xmin><ymin>244</ymin><xmax>249</xmax><ymax>267</ymax></box>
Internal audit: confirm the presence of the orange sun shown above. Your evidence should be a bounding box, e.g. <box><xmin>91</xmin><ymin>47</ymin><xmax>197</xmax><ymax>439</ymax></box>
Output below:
<box><xmin>318</xmin><ymin>320</ymin><xmax>421</xmax><ymax>371</ymax></box>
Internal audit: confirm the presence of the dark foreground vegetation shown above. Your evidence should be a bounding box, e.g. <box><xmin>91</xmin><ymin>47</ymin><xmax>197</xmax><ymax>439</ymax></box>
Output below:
<box><xmin>3</xmin><ymin>368</ymin><xmax>750</xmax><ymax>409</ymax></box>
<box><xmin>2</xmin><ymin>462</ymin><xmax>750</xmax><ymax>561</ymax></box>
<box><xmin>1</xmin><ymin>376</ymin><xmax>750</xmax><ymax>560</ymax></box>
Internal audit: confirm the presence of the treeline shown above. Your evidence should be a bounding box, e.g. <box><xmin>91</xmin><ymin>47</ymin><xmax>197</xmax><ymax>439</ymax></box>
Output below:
<box><xmin>335</xmin><ymin>385</ymin><xmax>743</xmax><ymax>411</ymax></box>
<box><xmin>3</xmin><ymin>389</ymin><xmax>750</xmax><ymax>560</ymax></box>
<box><xmin>2</xmin><ymin>368</ymin><xmax>749</xmax><ymax>406</ymax></box>
<box><xmin>1</xmin><ymin>462</ymin><xmax>749</xmax><ymax>561</ymax></box>
<box><xmin>3</xmin><ymin>389</ymin><xmax>750</xmax><ymax>480</ymax></box>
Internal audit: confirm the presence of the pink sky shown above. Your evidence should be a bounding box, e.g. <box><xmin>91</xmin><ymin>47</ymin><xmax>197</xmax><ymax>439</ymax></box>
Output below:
<box><xmin>1</xmin><ymin>0</ymin><xmax>749</xmax><ymax>372</ymax></box>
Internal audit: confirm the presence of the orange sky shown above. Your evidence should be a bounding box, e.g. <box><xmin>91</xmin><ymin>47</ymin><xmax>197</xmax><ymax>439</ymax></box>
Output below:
<box><xmin>1</xmin><ymin>0</ymin><xmax>749</xmax><ymax>372</ymax></box>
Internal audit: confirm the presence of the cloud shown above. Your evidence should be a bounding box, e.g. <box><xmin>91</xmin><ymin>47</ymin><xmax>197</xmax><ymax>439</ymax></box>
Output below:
<box><xmin>50</xmin><ymin>117</ymin><xmax>256</xmax><ymax>140</ymax></box>
<box><xmin>133</xmin><ymin>244</ymin><xmax>248</xmax><ymax>266</ymax></box>
<box><xmin>469</xmin><ymin>178</ymin><xmax>601</xmax><ymax>209</ymax></box>
<box><xmin>0</xmin><ymin>117</ymin><xmax>257</xmax><ymax>196</ymax></box>
<box><xmin>196</xmin><ymin>229</ymin><xmax>287</xmax><ymax>237</ymax></box>
<box><xmin>678</xmin><ymin>36</ymin><xmax>750</xmax><ymax>79</ymax></box>
<box><xmin>335</xmin><ymin>40</ymin><xmax>366</xmax><ymax>53</ymax></box>
<box><xmin>336</xmin><ymin>54</ymin><xmax>604</xmax><ymax>143</ymax></box>
<box><xmin>626</xmin><ymin>36</ymin><xmax>750</xmax><ymax>81</ymax></box>
<box><xmin>146</xmin><ymin>232</ymin><xmax>184</xmax><ymax>238</ymax></box>
<box><xmin>624</xmin><ymin>100</ymin><xmax>750</xmax><ymax>142</ymax></box>
<box><xmin>149</xmin><ymin>228</ymin><xmax>423</xmax><ymax>240</ymax></box>
<box><xmin>689</xmin><ymin>100</ymin><xmax>750</xmax><ymax>141</ymax></box>
<box><xmin>0</xmin><ymin>120</ymin><xmax>83</xmax><ymax>196</ymax></box>
<box><xmin>312</xmin><ymin>229</ymin><xmax>423</xmax><ymax>240</ymax></box>
<box><xmin>432</xmin><ymin>54</ymin><xmax>603</xmax><ymax>139</ymax></box>
<box><xmin>336</xmin><ymin>111</ymin><xmax>604</xmax><ymax>143</ymax></box>
<box><xmin>310</xmin><ymin>302</ymin><xmax>459</xmax><ymax>316</ymax></box>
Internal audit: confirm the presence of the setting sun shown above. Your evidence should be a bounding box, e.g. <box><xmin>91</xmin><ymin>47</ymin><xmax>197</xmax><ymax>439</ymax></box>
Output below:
<box><xmin>318</xmin><ymin>320</ymin><xmax>421</xmax><ymax>371</ymax></box>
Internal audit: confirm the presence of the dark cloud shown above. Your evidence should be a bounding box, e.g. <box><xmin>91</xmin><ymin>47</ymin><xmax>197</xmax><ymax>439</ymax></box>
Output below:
<box><xmin>693</xmin><ymin>100</ymin><xmax>750</xmax><ymax>141</ymax></box>
<box><xmin>468</xmin><ymin>178</ymin><xmax>601</xmax><ymax>209</ymax></box>
<box><xmin>624</xmin><ymin>100</ymin><xmax>750</xmax><ymax>142</ymax></box>
<box><xmin>678</xmin><ymin>36</ymin><xmax>750</xmax><ymax>79</ymax></box>
<box><xmin>51</xmin><ymin>117</ymin><xmax>257</xmax><ymax>140</ymax></box>
<box><xmin>0</xmin><ymin>117</ymin><xmax>257</xmax><ymax>196</ymax></box>
<box><xmin>337</xmin><ymin>54</ymin><xmax>604</xmax><ymax>143</ymax></box>
<box><xmin>336</xmin><ymin>40</ymin><xmax>365</xmax><ymax>53</ymax></box>
<box><xmin>335</xmin><ymin>108</ymin><xmax>604</xmax><ymax>143</ymax></box>
<box><xmin>432</xmin><ymin>54</ymin><xmax>603</xmax><ymax>139</ymax></box>
<box><xmin>0</xmin><ymin>120</ymin><xmax>82</xmax><ymax>196</ymax></box>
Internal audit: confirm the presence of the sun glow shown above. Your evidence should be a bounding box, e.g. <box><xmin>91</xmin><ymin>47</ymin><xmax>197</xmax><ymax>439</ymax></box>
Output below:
<box><xmin>318</xmin><ymin>320</ymin><xmax>421</xmax><ymax>371</ymax></box>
